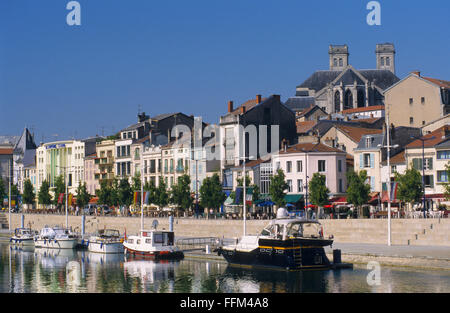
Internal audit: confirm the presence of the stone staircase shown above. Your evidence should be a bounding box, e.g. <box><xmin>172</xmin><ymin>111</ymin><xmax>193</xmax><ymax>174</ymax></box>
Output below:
<box><xmin>0</xmin><ymin>213</ymin><xmax>8</xmax><ymax>229</ymax></box>
<box><xmin>407</xmin><ymin>220</ymin><xmax>450</xmax><ymax>246</ymax></box>
<box><xmin>321</xmin><ymin>219</ymin><xmax>450</xmax><ymax>246</ymax></box>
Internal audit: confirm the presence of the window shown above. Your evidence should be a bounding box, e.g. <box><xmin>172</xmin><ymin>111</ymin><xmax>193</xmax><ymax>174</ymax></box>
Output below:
<box><xmin>421</xmin><ymin>97</ymin><xmax>425</xmax><ymax>104</ymax></box>
<box><xmin>333</xmin><ymin>58</ymin><xmax>337</xmax><ymax>67</ymax></box>
<box><xmin>391</xmin><ymin>165</ymin><xmax>397</xmax><ymax>173</ymax></box>
<box><xmin>297</xmin><ymin>160</ymin><xmax>303</xmax><ymax>172</ymax></box>
<box><xmin>386</xmin><ymin>57</ymin><xmax>390</xmax><ymax>66</ymax></box>
<box><xmin>410</xmin><ymin>117</ymin><xmax>414</xmax><ymax>125</ymax></box>
<box><xmin>365</xmin><ymin>137</ymin><xmax>373</xmax><ymax>148</ymax></box>
<box><xmin>424</xmin><ymin>175</ymin><xmax>434</xmax><ymax>188</ymax></box>
<box><xmin>297</xmin><ymin>179</ymin><xmax>303</xmax><ymax>193</ymax></box>
<box><xmin>339</xmin><ymin>58</ymin><xmax>343</xmax><ymax>67</ymax></box>
<box><xmin>363</xmin><ymin>154</ymin><xmax>371</xmax><ymax>168</ymax></box>
<box><xmin>437</xmin><ymin>171</ymin><xmax>449</xmax><ymax>183</ymax></box>
<box><xmin>287</xmin><ymin>180</ymin><xmax>292</xmax><ymax>192</ymax></box>
<box><xmin>154</xmin><ymin>234</ymin><xmax>164</xmax><ymax>244</ymax></box>
<box><xmin>338</xmin><ymin>179</ymin><xmax>343</xmax><ymax>193</ymax></box>
<box><xmin>145</xmin><ymin>239</ymin><xmax>152</xmax><ymax>244</ymax></box>
<box><xmin>413</xmin><ymin>158</ymin><xmax>433</xmax><ymax>170</ymax></box>
<box><xmin>318</xmin><ymin>160</ymin><xmax>326</xmax><ymax>172</ymax></box>
<box><xmin>381</xmin><ymin>57</ymin><xmax>385</xmax><ymax>66</ymax></box>
<box><xmin>437</xmin><ymin>151</ymin><xmax>450</xmax><ymax>159</ymax></box>
<box><xmin>338</xmin><ymin>160</ymin><xmax>342</xmax><ymax>172</ymax></box>
<box><xmin>286</xmin><ymin>161</ymin><xmax>292</xmax><ymax>173</ymax></box>
<box><xmin>409</xmin><ymin>98</ymin><xmax>413</xmax><ymax>105</ymax></box>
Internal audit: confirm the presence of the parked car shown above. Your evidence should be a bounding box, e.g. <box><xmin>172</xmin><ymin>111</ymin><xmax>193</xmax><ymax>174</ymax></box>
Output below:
<box><xmin>98</xmin><ymin>205</ymin><xmax>112</xmax><ymax>215</ymax></box>
<box><xmin>83</xmin><ymin>204</ymin><xmax>97</xmax><ymax>215</ymax></box>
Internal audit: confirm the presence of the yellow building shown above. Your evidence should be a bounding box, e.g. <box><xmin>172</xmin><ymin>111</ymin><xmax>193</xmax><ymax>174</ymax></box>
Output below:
<box><xmin>385</xmin><ymin>72</ymin><xmax>450</xmax><ymax>128</ymax></box>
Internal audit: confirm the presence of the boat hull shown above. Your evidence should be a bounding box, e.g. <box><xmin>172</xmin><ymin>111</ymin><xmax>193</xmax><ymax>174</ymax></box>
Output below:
<box><xmin>34</xmin><ymin>238</ymin><xmax>78</xmax><ymax>249</ymax></box>
<box><xmin>124</xmin><ymin>246</ymin><xmax>184</xmax><ymax>260</ymax></box>
<box><xmin>219</xmin><ymin>238</ymin><xmax>333</xmax><ymax>271</ymax></box>
<box><xmin>9</xmin><ymin>238</ymin><xmax>35</xmax><ymax>246</ymax></box>
<box><xmin>88</xmin><ymin>241</ymin><xmax>124</xmax><ymax>254</ymax></box>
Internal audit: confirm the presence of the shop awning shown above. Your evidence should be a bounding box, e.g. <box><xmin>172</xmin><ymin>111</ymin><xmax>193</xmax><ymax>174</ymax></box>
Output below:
<box><xmin>284</xmin><ymin>194</ymin><xmax>304</xmax><ymax>204</ymax></box>
<box><xmin>330</xmin><ymin>196</ymin><xmax>347</xmax><ymax>205</ymax></box>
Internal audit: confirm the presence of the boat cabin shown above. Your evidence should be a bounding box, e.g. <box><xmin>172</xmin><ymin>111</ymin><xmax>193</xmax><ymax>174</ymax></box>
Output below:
<box><xmin>97</xmin><ymin>229</ymin><xmax>120</xmax><ymax>238</ymax></box>
<box><xmin>260</xmin><ymin>219</ymin><xmax>323</xmax><ymax>241</ymax></box>
<box><xmin>14</xmin><ymin>228</ymin><xmax>33</xmax><ymax>237</ymax></box>
<box><xmin>126</xmin><ymin>230</ymin><xmax>175</xmax><ymax>247</ymax></box>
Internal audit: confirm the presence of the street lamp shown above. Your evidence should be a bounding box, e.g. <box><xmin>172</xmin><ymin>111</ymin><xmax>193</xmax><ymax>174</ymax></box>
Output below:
<box><xmin>55</xmin><ymin>165</ymin><xmax>73</xmax><ymax>229</ymax></box>
<box><xmin>410</xmin><ymin>134</ymin><xmax>436</xmax><ymax>218</ymax></box>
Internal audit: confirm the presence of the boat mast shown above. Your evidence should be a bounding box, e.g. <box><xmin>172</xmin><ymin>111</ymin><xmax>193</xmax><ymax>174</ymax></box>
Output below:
<box><xmin>140</xmin><ymin>166</ymin><xmax>144</xmax><ymax>231</ymax></box>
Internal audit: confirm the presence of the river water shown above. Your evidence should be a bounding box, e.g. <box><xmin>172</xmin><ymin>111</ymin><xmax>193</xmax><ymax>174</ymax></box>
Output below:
<box><xmin>0</xmin><ymin>243</ymin><xmax>449</xmax><ymax>293</ymax></box>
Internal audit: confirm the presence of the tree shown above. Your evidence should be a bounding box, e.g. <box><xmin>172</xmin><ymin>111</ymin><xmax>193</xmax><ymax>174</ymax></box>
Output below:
<box><xmin>0</xmin><ymin>177</ymin><xmax>6</xmax><ymax>205</ymax></box>
<box><xmin>143</xmin><ymin>180</ymin><xmax>157</xmax><ymax>205</ymax></box>
<box><xmin>395</xmin><ymin>167</ymin><xmax>423</xmax><ymax>210</ymax></box>
<box><xmin>346</xmin><ymin>170</ymin><xmax>371</xmax><ymax>218</ymax></box>
<box><xmin>38</xmin><ymin>180</ymin><xmax>52</xmax><ymax>206</ymax></box>
<box><xmin>269</xmin><ymin>169</ymin><xmax>289</xmax><ymax>207</ymax></box>
<box><xmin>76</xmin><ymin>182</ymin><xmax>91</xmax><ymax>210</ymax></box>
<box><xmin>117</xmin><ymin>178</ymin><xmax>133</xmax><ymax>207</ymax></box>
<box><xmin>97</xmin><ymin>180</ymin><xmax>112</xmax><ymax>206</ymax></box>
<box><xmin>23</xmin><ymin>179</ymin><xmax>35</xmax><ymax>205</ymax></box>
<box><xmin>442</xmin><ymin>162</ymin><xmax>450</xmax><ymax>201</ymax></box>
<box><xmin>308</xmin><ymin>173</ymin><xmax>330</xmax><ymax>211</ymax></box>
<box><xmin>170</xmin><ymin>174</ymin><xmax>193</xmax><ymax>217</ymax></box>
<box><xmin>199</xmin><ymin>173</ymin><xmax>226</xmax><ymax>216</ymax></box>
<box><xmin>53</xmin><ymin>175</ymin><xmax>66</xmax><ymax>206</ymax></box>
<box><xmin>155</xmin><ymin>177</ymin><xmax>169</xmax><ymax>210</ymax></box>
<box><xmin>132</xmin><ymin>172</ymin><xmax>141</xmax><ymax>192</ymax></box>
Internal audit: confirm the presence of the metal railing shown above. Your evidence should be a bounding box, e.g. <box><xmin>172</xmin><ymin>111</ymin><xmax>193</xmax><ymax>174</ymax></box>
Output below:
<box><xmin>176</xmin><ymin>237</ymin><xmax>222</xmax><ymax>252</ymax></box>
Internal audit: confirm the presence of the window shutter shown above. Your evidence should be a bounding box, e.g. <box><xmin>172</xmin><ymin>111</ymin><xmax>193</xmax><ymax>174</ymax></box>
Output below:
<box><xmin>360</xmin><ymin>154</ymin><xmax>363</xmax><ymax>169</ymax></box>
<box><xmin>370</xmin><ymin>176</ymin><xmax>375</xmax><ymax>191</ymax></box>
<box><xmin>370</xmin><ymin>154</ymin><xmax>375</xmax><ymax>169</ymax></box>
<box><xmin>428</xmin><ymin>158</ymin><xmax>433</xmax><ymax>170</ymax></box>
<box><xmin>430</xmin><ymin>175</ymin><xmax>434</xmax><ymax>188</ymax></box>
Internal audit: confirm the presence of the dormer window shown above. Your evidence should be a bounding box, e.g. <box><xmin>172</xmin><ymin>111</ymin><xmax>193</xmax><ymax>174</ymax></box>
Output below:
<box><xmin>365</xmin><ymin>136</ymin><xmax>373</xmax><ymax>148</ymax></box>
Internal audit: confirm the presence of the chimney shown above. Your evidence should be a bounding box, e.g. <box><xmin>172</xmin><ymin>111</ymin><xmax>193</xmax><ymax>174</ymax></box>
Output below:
<box><xmin>241</xmin><ymin>106</ymin><xmax>246</xmax><ymax>114</ymax></box>
<box><xmin>256</xmin><ymin>94</ymin><xmax>262</xmax><ymax>104</ymax></box>
<box><xmin>273</xmin><ymin>94</ymin><xmax>281</xmax><ymax>102</ymax></box>
<box><xmin>228</xmin><ymin>101</ymin><xmax>234</xmax><ymax>113</ymax></box>
<box><xmin>411</xmin><ymin>71</ymin><xmax>421</xmax><ymax>77</ymax></box>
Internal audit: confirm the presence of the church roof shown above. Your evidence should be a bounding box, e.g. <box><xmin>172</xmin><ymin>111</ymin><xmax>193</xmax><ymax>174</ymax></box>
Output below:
<box><xmin>14</xmin><ymin>128</ymin><xmax>37</xmax><ymax>155</ymax></box>
<box><xmin>284</xmin><ymin>96</ymin><xmax>315</xmax><ymax>112</ymax></box>
<box><xmin>296</xmin><ymin>67</ymin><xmax>400</xmax><ymax>94</ymax></box>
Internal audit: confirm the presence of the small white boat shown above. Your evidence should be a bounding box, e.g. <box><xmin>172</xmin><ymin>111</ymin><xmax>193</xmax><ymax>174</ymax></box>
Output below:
<box><xmin>123</xmin><ymin>227</ymin><xmax>183</xmax><ymax>260</ymax></box>
<box><xmin>10</xmin><ymin>228</ymin><xmax>35</xmax><ymax>247</ymax></box>
<box><xmin>34</xmin><ymin>226</ymin><xmax>78</xmax><ymax>249</ymax></box>
<box><xmin>87</xmin><ymin>229</ymin><xmax>124</xmax><ymax>254</ymax></box>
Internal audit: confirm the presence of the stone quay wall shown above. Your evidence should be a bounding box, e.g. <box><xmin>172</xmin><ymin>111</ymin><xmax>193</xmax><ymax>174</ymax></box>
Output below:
<box><xmin>7</xmin><ymin>213</ymin><xmax>450</xmax><ymax>246</ymax></box>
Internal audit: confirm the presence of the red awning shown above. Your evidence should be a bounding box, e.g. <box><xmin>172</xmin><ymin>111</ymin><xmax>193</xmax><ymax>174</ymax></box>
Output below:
<box><xmin>331</xmin><ymin>197</ymin><xmax>347</xmax><ymax>205</ymax></box>
<box><xmin>306</xmin><ymin>204</ymin><xmax>317</xmax><ymax>208</ymax></box>
<box><xmin>89</xmin><ymin>197</ymin><xmax>98</xmax><ymax>204</ymax></box>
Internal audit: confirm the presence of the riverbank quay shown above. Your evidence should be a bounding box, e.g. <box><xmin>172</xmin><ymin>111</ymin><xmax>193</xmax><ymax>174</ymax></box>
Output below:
<box><xmin>1</xmin><ymin>213</ymin><xmax>449</xmax><ymax>270</ymax></box>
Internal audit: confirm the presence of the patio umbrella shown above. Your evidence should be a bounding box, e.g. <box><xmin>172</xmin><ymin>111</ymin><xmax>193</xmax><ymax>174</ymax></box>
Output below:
<box><xmin>286</xmin><ymin>203</ymin><xmax>295</xmax><ymax>208</ymax></box>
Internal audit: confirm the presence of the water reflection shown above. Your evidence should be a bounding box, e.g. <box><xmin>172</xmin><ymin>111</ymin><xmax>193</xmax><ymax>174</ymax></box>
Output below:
<box><xmin>0</xmin><ymin>243</ymin><xmax>449</xmax><ymax>293</ymax></box>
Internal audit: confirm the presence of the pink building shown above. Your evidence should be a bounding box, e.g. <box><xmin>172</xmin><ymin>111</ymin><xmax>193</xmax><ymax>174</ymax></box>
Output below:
<box><xmin>272</xmin><ymin>142</ymin><xmax>347</xmax><ymax>202</ymax></box>
<box><xmin>84</xmin><ymin>153</ymin><xmax>99</xmax><ymax>196</ymax></box>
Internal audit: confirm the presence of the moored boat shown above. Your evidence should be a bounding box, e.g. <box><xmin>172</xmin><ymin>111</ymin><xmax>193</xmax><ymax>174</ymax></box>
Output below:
<box><xmin>123</xmin><ymin>228</ymin><xmax>184</xmax><ymax>260</ymax></box>
<box><xmin>87</xmin><ymin>229</ymin><xmax>124</xmax><ymax>254</ymax></box>
<box><xmin>10</xmin><ymin>228</ymin><xmax>35</xmax><ymax>247</ymax></box>
<box><xmin>34</xmin><ymin>226</ymin><xmax>79</xmax><ymax>249</ymax></box>
<box><xmin>218</xmin><ymin>208</ymin><xmax>334</xmax><ymax>271</ymax></box>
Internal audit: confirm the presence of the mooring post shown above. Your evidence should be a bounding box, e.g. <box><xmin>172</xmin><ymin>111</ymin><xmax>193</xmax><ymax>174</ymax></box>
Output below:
<box><xmin>21</xmin><ymin>214</ymin><xmax>24</xmax><ymax>228</ymax></box>
<box><xmin>169</xmin><ymin>215</ymin><xmax>174</xmax><ymax>232</ymax></box>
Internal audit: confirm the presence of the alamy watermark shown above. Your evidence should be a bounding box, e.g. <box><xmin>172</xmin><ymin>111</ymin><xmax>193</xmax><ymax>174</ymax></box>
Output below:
<box><xmin>367</xmin><ymin>1</ymin><xmax>381</xmax><ymax>26</ymax></box>
<box><xmin>66</xmin><ymin>1</ymin><xmax>81</xmax><ymax>26</ymax></box>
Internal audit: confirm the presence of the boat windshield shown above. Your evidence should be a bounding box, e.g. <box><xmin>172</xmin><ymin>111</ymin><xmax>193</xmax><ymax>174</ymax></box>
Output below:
<box><xmin>100</xmin><ymin>229</ymin><xmax>120</xmax><ymax>237</ymax></box>
<box><xmin>260</xmin><ymin>221</ymin><xmax>321</xmax><ymax>239</ymax></box>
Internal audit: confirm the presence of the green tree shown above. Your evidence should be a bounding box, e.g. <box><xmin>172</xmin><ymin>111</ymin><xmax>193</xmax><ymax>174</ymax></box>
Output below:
<box><xmin>442</xmin><ymin>162</ymin><xmax>450</xmax><ymax>201</ymax></box>
<box><xmin>308</xmin><ymin>173</ymin><xmax>330</xmax><ymax>208</ymax></box>
<box><xmin>395</xmin><ymin>166</ymin><xmax>423</xmax><ymax>210</ymax></box>
<box><xmin>269</xmin><ymin>169</ymin><xmax>289</xmax><ymax>207</ymax></box>
<box><xmin>132</xmin><ymin>172</ymin><xmax>141</xmax><ymax>192</ymax></box>
<box><xmin>155</xmin><ymin>177</ymin><xmax>170</xmax><ymax>210</ymax></box>
<box><xmin>143</xmin><ymin>180</ymin><xmax>157</xmax><ymax>205</ymax></box>
<box><xmin>97</xmin><ymin>180</ymin><xmax>112</xmax><ymax>206</ymax></box>
<box><xmin>76</xmin><ymin>182</ymin><xmax>91</xmax><ymax>210</ymax></box>
<box><xmin>346</xmin><ymin>170</ymin><xmax>371</xmax><ymax>218</ymax></box>
<box><xmin>117</xmin><ymin>178</ymin><xmax>133</xmax><ymax>207</ymax></box>
<box><xmin>23</xmin><ymin>179</ymin><xmax>35</xmax><ymax>205</ymax></box>
<box><xmin>38</xmin><ymin>180</ymin><xmax>52</xmax><ymax>206</ymax></box>
<box><xmin>170</xmin><ymin>174</ymin><xmax>193</xmax><ymax>216</ymax></box>
<box><xmin>199</xmin><ymin>173</ymin><xmax>226</xmax><ymax>216</ymax></box>
<box><xmin>0</xmin><ymin>177</ymin><xmax>6</xmax><ymax>205</ymax></box>
<box><xmin>53</xmin><ymin>175</ymin><xmax>66</xmax><ymax>206</ymax></box>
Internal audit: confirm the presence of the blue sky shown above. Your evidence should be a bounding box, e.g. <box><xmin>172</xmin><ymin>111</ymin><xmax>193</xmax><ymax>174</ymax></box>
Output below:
<box><xmin>0</xmin><ymin>0</ymin><xmax>449</xmax><ymax>142</ymax></box>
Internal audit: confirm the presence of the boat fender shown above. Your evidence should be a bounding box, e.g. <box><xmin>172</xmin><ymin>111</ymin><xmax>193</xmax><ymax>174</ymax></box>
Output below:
<box><xmin>81</xmin><ymin>239</ymin><xmax>84</xmax><ymax>246</ymax></box>
<box><xmin>86</xmin><ymin>240</ymin><xmax>90</xmax><ymax>247</ymax></box>
<box><xmin>100</xmin><ymin>242</ymin><xmax>103</xmax><ymax>249</ymax></box>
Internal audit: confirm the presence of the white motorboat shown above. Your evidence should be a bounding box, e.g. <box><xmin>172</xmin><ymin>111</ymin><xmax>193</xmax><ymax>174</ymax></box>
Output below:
<box><xmin>10</xmin><ymin>228</ymin><xmax>35</xmax><ymax>247</ymax></box>
<box><xmin>34</xmin><ymin>226</ymin><xmax>79</xmax><ymax>249</ymax></box>
<box><xmin>86</xmin><ymin>229</ymin><xmax>124</xmax><ymax>254</ymax></box>
<box><xmin>123</xmin><ymin>221</ymin><xmax>183</xmax><ymax>260</ymax></box>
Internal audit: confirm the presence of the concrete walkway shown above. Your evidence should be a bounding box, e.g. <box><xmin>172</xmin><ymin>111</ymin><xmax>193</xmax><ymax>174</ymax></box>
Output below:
<box><xmin>325</xmin><ymin>243</ymin><xmax>450</xmax><ymax>261</ymax></box>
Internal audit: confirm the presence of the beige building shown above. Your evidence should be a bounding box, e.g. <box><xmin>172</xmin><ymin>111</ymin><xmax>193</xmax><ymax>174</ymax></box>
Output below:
<box><xmin>95</xmin><ymin>139</ymin><xmax>115</xmax><ymax>186</ymax></box>
<box><xmin>385</xmin><ymin>72</ymin><xmax>450</xmax><ymax>128</ymax></box>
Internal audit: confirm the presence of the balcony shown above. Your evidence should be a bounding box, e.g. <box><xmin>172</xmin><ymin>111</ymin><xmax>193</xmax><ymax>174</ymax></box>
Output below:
<box><xmin>176</xmin><ymin>166</ymin><xmax>184</xmax><ymax>173</ymax></box>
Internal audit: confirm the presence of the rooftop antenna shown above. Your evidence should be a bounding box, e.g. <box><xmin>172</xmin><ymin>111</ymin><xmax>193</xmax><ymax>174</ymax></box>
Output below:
<box><xmin>138</xmin><ymin>104</ymin><xmax>142</xmax><ymax>115</ymax></box>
